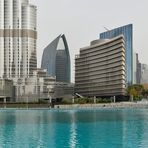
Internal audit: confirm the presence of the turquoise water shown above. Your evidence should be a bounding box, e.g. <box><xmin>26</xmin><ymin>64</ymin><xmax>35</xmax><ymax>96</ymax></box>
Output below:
<box><xmin>0</xmin><ymin>109</ymin><xmax>148</xmax><ymax>148</ymax></box>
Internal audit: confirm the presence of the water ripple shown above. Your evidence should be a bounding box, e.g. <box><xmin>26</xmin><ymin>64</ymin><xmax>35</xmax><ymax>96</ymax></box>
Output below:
<box><xmin>0</xmin><ymin>109</ymin><xmax>148</xmax><ymax>147</ymax></box>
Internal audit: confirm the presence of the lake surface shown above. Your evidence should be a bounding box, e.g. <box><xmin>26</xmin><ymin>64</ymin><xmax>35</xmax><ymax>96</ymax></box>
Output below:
<box><xmin>0</xmin><ymin>109</ymin><xmax>148</xmax><ymax>148</ymax></box>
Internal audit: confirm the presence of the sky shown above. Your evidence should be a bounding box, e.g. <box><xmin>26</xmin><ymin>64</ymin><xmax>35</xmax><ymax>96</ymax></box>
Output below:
<box><xmin>31</xmin><ymin>0</ymin><xmax>148</xmax><ymax>82</ymax></box>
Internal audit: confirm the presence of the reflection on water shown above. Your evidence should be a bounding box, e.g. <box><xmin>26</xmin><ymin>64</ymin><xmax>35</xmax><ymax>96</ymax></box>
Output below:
<box><xmin>69</xmin><ymin>112</ymin><xmax>77</xmax><ymax>148</ymax></box>
<box><xmin>0</xmin><ymin>109</ymin><xmax>148</xmax><ymax>147</ymax></box>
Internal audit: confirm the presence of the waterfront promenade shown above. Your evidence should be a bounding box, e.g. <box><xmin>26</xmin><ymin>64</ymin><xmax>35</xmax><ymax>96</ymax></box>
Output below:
<box><xmin>1</xmin><ymin>101</ymin><xmax>148</xmax><ymax>109</ymax></box>
<box><xmin>55</xmin><ymin>101</ymin><xmax>148</xmax><ymax>109</ymax></box>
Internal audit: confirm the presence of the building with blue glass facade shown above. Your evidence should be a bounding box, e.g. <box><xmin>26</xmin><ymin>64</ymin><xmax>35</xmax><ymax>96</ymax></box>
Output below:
<box><xmin>100</xmin><ymin>24</ymin><xmax>133</xmax><ymax>85</ymax></box>
<box><xmin>41</xmin><ymin>34</ymin><xmax>71</xmax><ymax>83</ymax></box>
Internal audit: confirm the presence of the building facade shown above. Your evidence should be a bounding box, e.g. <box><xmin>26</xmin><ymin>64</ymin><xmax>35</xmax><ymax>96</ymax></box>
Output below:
<box><xmin>133</xmin><ymin>52</ymin><xmax>140</xmax><ymax>84</ymax></box>
<box><xmin>133</xmin><ymin>53</ymin><xmax>137</xmax><ymax>84</ymax></box>
<box><xmin>13</xmin><ymin>69</ymin><xmax>74</xmax><ymax>103</ymax></box>
<box><xmin>136</xmin><ymin>53</ymin><xmax>141</xmax><ymax>84</ymax></box>
<box><xmin>141</xmin><ymin>64</ymin><xmax>148</xmax><ymax>84</ymax></box>
<box><xmin>0</xmin><ymin>0</ymin><xmax>37</xmax><ymax>79</ymax></box>
<box><xmin>100</xmin><ymin>24</ymin><xmax>133</xmax><ymax>85</ymax></box>
<box><xmin>54</xmin><ymin>82</ymin><xmax>74</xmax><ymax>99</ymax></box>
<box><xmin>41</xmin><ymin>34</ymin><xmax>71</xmax><ymax>83</ymax></box>
<box><xmin>75</xmin><ymin>36</ymin><xmax>126</xmax><ymax>98</ymax></box>
<box><xmin>133</xmin><ymin>52</ymin><xmax>148</xmax><ymax>84</ymax></box>
<box><xmin>13</xmin><ymin>69</ymin><xmax>55</xmax><ymax>102</ymax></box>
<box><xmin>0</xmin><ymin>79</ymin><xmax>14</xmax><ymax>102</ymax></box>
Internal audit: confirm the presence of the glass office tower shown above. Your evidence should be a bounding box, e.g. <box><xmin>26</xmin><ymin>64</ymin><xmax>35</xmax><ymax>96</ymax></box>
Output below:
<box><xmin>41</xmin><ymin>34</ymin><xmax>71</xmax><ymax>83</ymax></box>
<box><xmin>100</xmin><ymin>24</ymin><xmax>133</xmax><ymax>85</ymax></box>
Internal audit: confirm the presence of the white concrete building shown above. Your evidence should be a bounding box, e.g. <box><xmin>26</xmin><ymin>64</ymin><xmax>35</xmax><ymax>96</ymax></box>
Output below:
<box><xmin>13</xmin><ymin>69</ymin><xmax>74</xmax><ymax>103</ymax></box>
<box><xmin>13</xmin><ymin>69</ymin><xmax>55</xmax><ymax>102</ymax></box>
<box><xmin>0</xmin><ymin>0</ymin><xmax>37</xmax><ymax>78</ymax></box>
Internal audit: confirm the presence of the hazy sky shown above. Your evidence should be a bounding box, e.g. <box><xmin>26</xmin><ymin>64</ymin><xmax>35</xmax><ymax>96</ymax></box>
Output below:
<box><xmin>31</xmin><ymin>0</ymin><xmax>148</xmax><ymax>82</ymax></box>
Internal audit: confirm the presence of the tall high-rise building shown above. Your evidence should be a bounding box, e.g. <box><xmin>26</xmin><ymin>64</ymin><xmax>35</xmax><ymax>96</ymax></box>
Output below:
<box><xmin>133</xmin><ymin>52</ymin><xmax>140</xmax><ymax>84</ymax></box>
<box><xmin>136</xmin><ymin>53</ymin><xmax>141</xmax><ymax>84</ymax></box>
<box><xmin>130</xmin><ymin>52</ymin><xmax>148</xmax><ymax>84</ymax></box>
<box><xmin>133</xmin><ymin>52</ymin><xmax>137</xmax><ymax>84</ymax></box>
<box><xmin>141</xmin><ymin>64</ymin><xmax>148</xmax><ymax>84</ymax></box>
<box><xmin>75</xmin><ymin>35</ymin><xmax>126</xmax><ymax>98</ymax></box>
<box><xmin>41</xmin><ymin>34</ymin><xmax>71</xmax><ymax>83</ymax></box>
<box><xmin>100</xmin><ymin>24</ymin><xmax>133</xmax><ymax>85</ymax></box>
<box><xmin>0</xmin><ymin>0</ymin><xmax>37</xmax><ymax>78</ymax></box>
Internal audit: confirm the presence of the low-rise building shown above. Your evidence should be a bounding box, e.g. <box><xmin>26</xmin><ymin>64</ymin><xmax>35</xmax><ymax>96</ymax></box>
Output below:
<box><xmin>13</xmin><ymin>69</ymin><xmax>55</xmax><ymax>102</ymax></box>
<box><xmin>13</xmin><ymin>69</ymin><xmax>74</xmax><ymax>103</ymax></box>
<box><xmin>0</xmin><ymin>79</ymin><xmax>14</xmax><ymax>102</ymax></box>
<box><xmin>54</xmin><ymin>82</ymin><xmax>74</xmax><ymax>99</ymax></box>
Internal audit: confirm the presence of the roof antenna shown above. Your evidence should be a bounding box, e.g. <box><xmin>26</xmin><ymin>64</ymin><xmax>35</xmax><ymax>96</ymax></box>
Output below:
<box><xmin>103</xmin><ymin>26</ymin><xmax>110</xmax><ymax>31</ymax></box>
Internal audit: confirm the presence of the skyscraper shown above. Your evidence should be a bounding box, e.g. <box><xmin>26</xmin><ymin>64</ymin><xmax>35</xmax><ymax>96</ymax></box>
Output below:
<box><xmin>134</xmin><ymin>53</ymin><xmax>141</xmax><ymax>84</ymax></box>
<box><xmin>41</xmin><ymin>34</ymin><xmax>71</xmax><ymax>83</ymax></box>
<box><xmin>100</xmin><ymin>24</ymin><xmax>133</xmax><ymax>85</ymax></box>
<box><xmin>141</xmin><ymin>64</ymin><xmax>148</xmax><ymax>84</ymax></box>
<box><xmin>0</xmin><ymin>0</ymin><xmax>37</xmax><ymax>78</ymax></box>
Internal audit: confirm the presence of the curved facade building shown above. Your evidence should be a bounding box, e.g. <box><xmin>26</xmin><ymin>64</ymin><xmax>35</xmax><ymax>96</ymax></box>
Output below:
<box><xmin>75</xmin><ymin>35</ymin><xmax>126</xmax><ymax>97</ymax></box>
<box><xmin>41</xmin><ymin>34</ymin><xmax>71</xmax><ymax>83</ymax></box>
<box><xmin>0</xmin><ymin>0</ymin><xmax>37</xmax><ymax>78</ymax></box>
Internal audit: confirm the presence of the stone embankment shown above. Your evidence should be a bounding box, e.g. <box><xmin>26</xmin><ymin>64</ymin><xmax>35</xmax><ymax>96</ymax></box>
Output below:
<box><xmin>1</xmin><ymin>102</ymin><xmax>148</xmax><ymax>109</ymax></box>
<box><xmin>55</xmin><ymin>102</ymin><xmax>148</xmax><ymax>109</ymax></box>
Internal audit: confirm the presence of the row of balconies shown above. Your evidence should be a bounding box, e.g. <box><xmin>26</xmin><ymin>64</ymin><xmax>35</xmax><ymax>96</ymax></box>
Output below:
<box><xmin>75</xmin><ymin>54</ymin><xmax>125</xmax><ymax>68</ymax></box>
<box><xmin>76</xmin><ymin>51</ymin><xmax>125</xmax><ymax>65</ymax></box>
<box><xmin>78</xmin><ymin>49</ymin><xmax>125</xmax><ymax>63</ymax></box>
<box><xmin>75</xmin><ymin>71</ymin><xmax>126</xmax><ymax>82</ymax></box>
<box><xmin>75</xmin><ymin>62</ymin><xmax>125</xmax><ymax>75</ymax></box>
<box><xmin>76</xmin><ymin>68</ymin><xmax>126</xmax><ymax>79</ymax></box>
<box><xmin>75</xmin><ymin>82</ymin><xmax>126</xmax><ymax>92</ymax></box>
<box><xmin>75</xmin><ymin>58</ymin><xmax>125</xmax><ymax>71</ymax></box>
<box><xmin>76</xmin><ymin>89</ymin><xmax>126</xmax><ymax>96</ymax></box>
<box><xmin>76</xmin><ymin>75</ymin><xmax>126</xmax><ymax>84</ymax></box>
<box><xmin>80</xmin><ymin>43</ymin><xmax>125</xmax><ymax>57</ymax></box>
<box><xmin>75</xmin><ymin>80</ymin><xmax>126</xmax><ymax>89</ymax></box>
<box><xmin>76</xmin><ymin>75</ymin><xmax>122</xmax><ymax>82</ymax></box>
<box><xmin>76</xmin><ymin>76</ymin><xmax>126</xmax><ymax>85</ymax></box>
<box><xmin>80</xmin><ymin>37</ymin><xmax>125</xmax><ymax>53</ymax></box>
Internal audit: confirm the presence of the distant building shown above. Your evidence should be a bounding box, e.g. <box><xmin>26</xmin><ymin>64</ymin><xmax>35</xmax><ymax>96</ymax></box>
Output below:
<box><xmin>41</xmin><ymin>34</ymin><xmax>71</xmax><ymax>83</ymax></box>
<box><xmin>0</xmin><ymin>0</ymin><xmax>37</xmax><ymax>78</ymax></box>
<box><xmin>75</xmin><ymin>35</ymin><xmax>126</xmax><ymax>98</ymax></box>
<box><xmin>100</xmin><ymin>24</ymin><xmax>133</xmax><ymax>85</ymax></box>
<box><xmin>136</xmin><ymin>53</ymin><xmax>141</xmax><ymax>84</ymax></box>
<box><xmin>133</xmin><ymin>53</ymin><xmax>137</xmax><ymax>84</ymax></box>
<box><xmin>133</xmin><ymin>53</ymin><xmax>148</xmax><ymax>84</ymax></box>
<box><xmin>141</xmin><ymin>64</ymin><xmax>148</xmax><ymax>84</ymax></box>
<box><xmin>133</xmin><ymin>52</ymin><xmax>141</xmax><ymax>84</ymax></box>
